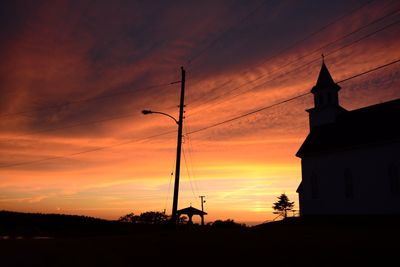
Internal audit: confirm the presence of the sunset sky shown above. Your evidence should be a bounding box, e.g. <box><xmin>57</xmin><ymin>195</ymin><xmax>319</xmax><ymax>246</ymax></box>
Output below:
<box><xmin>1</xmin><ymin>0</ymin><xmax>400</xmax><ymax>224</ymax></box>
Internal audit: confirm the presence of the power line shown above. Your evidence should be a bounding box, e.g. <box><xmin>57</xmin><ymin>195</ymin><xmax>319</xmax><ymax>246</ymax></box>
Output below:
<box><xmin>250</xmin><ymin>6</ymin><xmax>400</xmax><ymax>91</ymax></box>
<box><xmin>164</xmin><ymin>157</ymin><xmax>176</xmax><ymax>214</ymax></box>
<box><xmin>185</xmin><ymin>79</ymin><xmax>233</xmax><ymax>106</ymax></box>
<box><xmin>1</xmin><ymin>58</ymin><xmax>398</xmax><ymax>169</ymax></box>
<box><xmin>337</xmin><ymin>58</ymin><xmax>400</xmax><ymax>83</ymax></box>
<box><xmin>186</xmin><ymin>2</ymin><xmax>395</xmax><ymax>109</ymax></box>
<box><xmin>186</xmin><ymin>0</ymin><xmax>270</xmax><ymax>65</ymax></box>
<box><xmin>0</xmin><ymin>130</ymin><xmax>176</xmax><ymax>169</ymax></box>
<box><xmin>327</xmin><ymin>17</ymin><xmax>400</xmax><ymax>56</ymax></box>
<box><xmin>1</xmin><ymin>2</ymin><xmax>187</xmax><ymax>120</ymax></box>
<box><xmin>1</xmin><ymin>113</ymin><xmax>139</xmax><ymax>142</ymax></box>
<box><xmin>299</xmin><ymin>7</ymin><xmax>400</xmax><ymax>65</ymax></box>
<box><xmin>187</xmin><ymin>16</ymin><xmax>400</xmax><ymax>116</ymax></box>
<box><xmin>0</xmin><ymin>82</ymin><xmax>177</xmax><ymax>118</ymax></box>
<box><xmin>187</xmin><ymin>58</ymin><xmax>400</xmax><ymax>135</ymax></box>
<box><xmin>187</xmin><ymin>93</ymin><xmax>309</xmax><ymax>135</ymax></box>
<box><xmin>245</xmin><ymin>0</ymin><xmax>377</xmax><ymax>72</ymax></box>
<box><xmin>2</xmin><ymin>107</ymin><xmax>185</xmax><ymax>144</ymax></box>
<box><xmin>187</xmin><ymin>0</ymin><xmax>376</xmax><ymax>88</ymax></box>
<box><xmin>1</xmin><ymin>0</ymin><xmax>385</xmax><ymax>141</ymax></box>
<box><xmin>183</xmin><ymin>121</ymin><xmax>201</xmax><ymax>194</ymax></box>
<box><xmin>182</xmin><ymin>146</ymin><xmax>197</xmax><ymax>200</ymax></box>
<box><xmin>2</xmin><ymin>103</ymin><xmax>184</xmax><ymax>144</ymax></box>
<box><xmin>189</xmin><ymin>0</ymin><xmax>374</xmax><ymax>73</ymax></box>
<box><xmin>238</xmin><ymin>15</ymin><xmax>400</xmax><ymax>97</ymax></box>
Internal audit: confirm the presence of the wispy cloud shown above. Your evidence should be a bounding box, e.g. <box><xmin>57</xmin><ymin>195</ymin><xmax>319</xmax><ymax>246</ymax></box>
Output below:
<box><xmin>1</xmin><ymin>0</ymin><xmax>399</xmax><ymax>222</ymax></box>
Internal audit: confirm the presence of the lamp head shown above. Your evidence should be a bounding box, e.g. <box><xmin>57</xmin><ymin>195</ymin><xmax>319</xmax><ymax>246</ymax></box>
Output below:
<box><xmin>141</xmin><ymin>110</ymin><xmax>153</xmax><ymax>115</ymax></box>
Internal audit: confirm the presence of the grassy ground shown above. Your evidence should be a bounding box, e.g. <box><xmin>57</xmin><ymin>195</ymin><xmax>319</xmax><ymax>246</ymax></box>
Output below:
<box><xmin>1</xmin><ymin>213</ymin><xmax>398</xmax><ymax>266</ymax></box>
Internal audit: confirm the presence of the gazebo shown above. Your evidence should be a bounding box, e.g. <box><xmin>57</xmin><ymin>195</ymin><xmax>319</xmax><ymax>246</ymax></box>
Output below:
<box><xmin>177</xmin><ymin>206</ymin><xmax>207</xmax><ymax>225</ymax></box>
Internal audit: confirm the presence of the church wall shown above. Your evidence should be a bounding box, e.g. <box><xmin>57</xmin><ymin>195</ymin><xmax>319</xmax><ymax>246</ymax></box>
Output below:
<box><xmin>299</xmin><ymin>142</ymin><xmax>400</xmax><ymax>215</ymax></box>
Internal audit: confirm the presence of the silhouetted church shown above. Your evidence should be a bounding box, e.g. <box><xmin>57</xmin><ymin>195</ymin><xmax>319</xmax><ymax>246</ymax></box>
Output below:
<box><xmin>296</xmin><ymin>60</ymin><xmax>400</xmax><ymax>216</ymax></box>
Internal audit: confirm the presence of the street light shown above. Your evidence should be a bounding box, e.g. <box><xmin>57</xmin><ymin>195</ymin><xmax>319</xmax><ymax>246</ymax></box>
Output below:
<box><xmin>141</xmin><ymin>109</ymin><xmax>181</xmax><ymax>225</ymax></box>
<box><xmin>141</xmin><ymin>67</ymin><xmax>186</xmax><ymax>225</ymax></box>
<box><xmin>141</xmin><ymin>110</ymin><xmax>179</xmax><ymax>124</ymax></box>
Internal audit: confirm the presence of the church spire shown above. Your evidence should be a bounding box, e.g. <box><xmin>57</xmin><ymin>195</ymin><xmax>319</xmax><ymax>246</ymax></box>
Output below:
<box><xmin>312</xmin><ymin>55</ymin><xmax>340</xmax><ymax>94</ymax></box>
<box><xmin>306</xmin><ymin>58</ymin><xmax>346</xmax><ymax>129</ymax></box>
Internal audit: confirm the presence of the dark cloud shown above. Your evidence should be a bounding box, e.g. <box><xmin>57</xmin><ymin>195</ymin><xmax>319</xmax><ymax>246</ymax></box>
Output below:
<box><xmin>2</xmin><ymin>0</ymin><xmax>400</xmax><ymax>222</ymax></box>
<box><xmin>1</xmin><ymin>0</ymin><xmax>399</xmax><ymax>140</ymax></box>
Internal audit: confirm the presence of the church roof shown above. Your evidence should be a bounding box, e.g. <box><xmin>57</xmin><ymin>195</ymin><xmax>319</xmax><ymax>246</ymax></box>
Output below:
<box><xmin>296</xmin><ymin>98</ymin><xmax>400</xmax><ymax>157</ymax></box>
<box><xmin>311</xmin><ymin>60</ymin><xmax>341</xmax><ymax>93</ymax></box>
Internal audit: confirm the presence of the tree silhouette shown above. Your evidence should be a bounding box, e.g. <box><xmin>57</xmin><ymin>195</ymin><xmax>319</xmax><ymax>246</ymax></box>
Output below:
<box><xmin>118</xmin><ymin>211</ymin><xmax>169</xmax><ymax>224</ymax></box>
<box><xmin>210</xmin><ymin>219</ymin><xmax>246</xmax><ymax>228</ymax></box>
<box><xmin>118</xmin><ymin>213</ymin><xmax>139</xmax><ymax>223</ymax></box>
<box><xmin>139</xmin><ymin>211</ymin><xmax>169</xmax><ymax>224</ymax></box>
<box><xmin>272</xmin><ymin>193</ymin><xmax>294</xmax><ymax>219</ymax></box>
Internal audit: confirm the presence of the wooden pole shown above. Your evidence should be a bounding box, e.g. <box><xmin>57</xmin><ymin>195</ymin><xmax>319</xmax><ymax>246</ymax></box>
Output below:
<box><xmin>171</xmin><ymin>67</ymin><xmax>185</xmax><ymax>225</ymax></box>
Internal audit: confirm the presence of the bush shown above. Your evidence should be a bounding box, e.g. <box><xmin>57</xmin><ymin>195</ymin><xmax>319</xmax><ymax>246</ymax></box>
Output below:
<box><xmin>209</xmin><ymin>219</ymin><xmax>246</xmax><ymax>228</ymax></box>
<box><xmin>118</xmin><ymin>211</ymin><xmax>170</xmax><ymax>224</ymax></box>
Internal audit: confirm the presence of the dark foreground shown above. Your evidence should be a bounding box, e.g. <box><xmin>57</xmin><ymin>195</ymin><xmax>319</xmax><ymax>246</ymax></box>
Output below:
<box><xmin>1</xmin><ymin>213</ymin><xmax>399</xmax><ymax>266</ymax></box>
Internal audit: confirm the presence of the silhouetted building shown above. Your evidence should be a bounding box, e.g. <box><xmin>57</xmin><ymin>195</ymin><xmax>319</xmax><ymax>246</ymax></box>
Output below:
<box><xmin>296</xmin><ymin>60</ymin><xmax>400</xmax><ymax>216</ymax></box>
<box><xmin>177</xmin><ymin>206</ymin><xmax>207</xmax><ymax>225</ymax></box>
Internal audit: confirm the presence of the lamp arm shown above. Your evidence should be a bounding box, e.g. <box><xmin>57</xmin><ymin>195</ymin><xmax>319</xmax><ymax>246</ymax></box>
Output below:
<box><xmin>150</xmin><ymin>111</ymin><xmax>179</xmax><ymax>124</ymax></box>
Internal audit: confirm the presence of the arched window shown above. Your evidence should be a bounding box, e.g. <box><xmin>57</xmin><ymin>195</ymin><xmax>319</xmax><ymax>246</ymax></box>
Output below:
<box><xmin>344</xmin><ymin>169</ymin><xmax>354</xmax><ymax>199</ymax></box>
<box><xmin>389</xmin><ymin>164</ymin><xmax>399</xmax><ymax>196</ymax></box>
<box><xmin>311</xmin><ymin>172</ymin><xmax>318</xmax><ymax>199</ymax></box>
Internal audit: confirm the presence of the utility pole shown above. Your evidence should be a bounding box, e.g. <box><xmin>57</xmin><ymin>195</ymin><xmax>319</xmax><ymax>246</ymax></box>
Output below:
<box><xmin>171</xmin><ymin>66</ymin><xmax>186</xmax><ymax>225</ymax></box>
<box><xmin>199</xmin><ymin>195</ymin><xmax>206</xmax><ymax>226</ymax></box>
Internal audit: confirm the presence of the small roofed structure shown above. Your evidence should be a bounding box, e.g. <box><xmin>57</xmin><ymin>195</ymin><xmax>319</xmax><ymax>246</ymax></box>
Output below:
<box><xmin>177</xmin><ymin>206</ymin><xmax>207</xmax><ymax>225</ymax></box>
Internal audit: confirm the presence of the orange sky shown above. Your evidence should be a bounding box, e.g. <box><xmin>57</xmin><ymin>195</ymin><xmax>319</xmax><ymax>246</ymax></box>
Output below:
<box><xmin>1</xmin><ymin>0</ymin><xmax>400</xmax><ymax>224</ymax></box>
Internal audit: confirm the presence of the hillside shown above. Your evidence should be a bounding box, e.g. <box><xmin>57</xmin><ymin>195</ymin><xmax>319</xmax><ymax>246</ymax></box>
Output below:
<box><xmin>1</xmin><ymin>211</ymin><xmax>399</xmax><ymax>266</ymax></box>
<box><xmin>0</xmin><ymin>210</ymin><xmax>148</xmax><ymax>238</ymax></box>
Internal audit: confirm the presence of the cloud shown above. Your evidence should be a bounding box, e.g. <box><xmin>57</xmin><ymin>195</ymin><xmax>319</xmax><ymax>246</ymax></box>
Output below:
<box><xmin>1</xmin><ymin>0</ymin><xmax>400</xmax><ymax>222</ymax></box>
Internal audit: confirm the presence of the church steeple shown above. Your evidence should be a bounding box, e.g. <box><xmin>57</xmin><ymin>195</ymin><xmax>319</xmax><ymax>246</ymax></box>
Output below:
<box><xmin>311</xmin><ymin>56</ymin><xmax>341</xmax><ymax>108</ymax></box>
<box><xmin>307</xmin><ymin>57</ymin><xmax>346</xmax><ymax>129</ymax></box>
<box><xmin>313</xmin><ymin>59</ymin><xmax>337</xmax><ymax>91</ymax></box>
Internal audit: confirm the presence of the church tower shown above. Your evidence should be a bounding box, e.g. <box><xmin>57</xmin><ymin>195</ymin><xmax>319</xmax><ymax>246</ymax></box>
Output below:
<box><xmin>307</xmin><ymin>58</ymin><xmax>346</xmax><ymax>129</ymax></box>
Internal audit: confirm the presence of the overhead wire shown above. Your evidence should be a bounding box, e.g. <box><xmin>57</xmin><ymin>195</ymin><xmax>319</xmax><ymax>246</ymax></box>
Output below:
<box><xmin>0</xmin><ymin>1</ymin><xmax>399</xmax><ymax>143</ymax></box>
<box><xmin>337</xmin><ymin>58</ymin><xmax>400</xmax><ymax>83</ymax></box>
<box><xmin>187</xmin><ymin>93</ymin><xmax>309</xmax><ymax>135</ymax></box>
<box><xmin>242</xmin><ymin>0</ymin><xmax>377</xmax><ymax>72</ymax></box>
<box><xmin>0</xmin><ymin>81</ymin><xmax>178</xmax><ymax>118</ymax></box>
<box><xmin>187</xmin><ymin>0</ymin><xmax>375</xmax><ymax>74</ymax></box>
<box><xmin>0</xmin><ymin>79</ymin><xmax>183</xmax><ymax>144</ymax></box>
<box><xmin>1</xmin><ymin>113</ymin><xmax>139</xmax><ymax>142</ymax></box>
<box><xmin>0</xmin><ymin>0</ymin><xmax>187</xmax><ymax>120</ymax></box>
<box><xmin>182</xmin><ymin>145</ymin><xmax>198</xmax><ymax>200</ymax></box>
<box><xmin>2</xmin><ymin>3</ymin><xmax>399</xmax><ymax>169</ymax></box>
<box><xmin>186</xmin><ymin>0</ymin><xmax>270</xmax><ymax>66</ymax></box>
<box><xmin>186</xmin><ymin>0</ymin><xmax>376</xmax><ymax>90</ymax></box>
<box><xmin>292</xmin><ymin>6</ymin><xmax>400</xmax><ymax>69</ymax></box>
<box><xmin>186</xmin><ymin>0</ymin><xmax>392</xmax><ymax>109</ymax></box>
<box><xmin>0</xmin><ymin>129</ymin><xmax>176</xmax><ymax>169</ymax></box>
<box><xmin>183</xmin><ymin>121</ymin><xmax>201</xmax><ymax>194</ymax></box>
<box><xmin>2</xmin><ymin>58</ymin><xmax>398</xmax><ymax>169</ymax></box>
<box><xmin>184</xmin><ymin>80</ymin><xmax>233</xmax><ymax>109</ymax></box>
<box><xmin>186</xmin><ymin>58</ymin><xmax>400</xmax><ymax>136</ymax></box>
<box><xmin>164</xmin><ymin>156</ymin><xmax>176</xmax><ymax>214</ymax></box>
<box><xmin>236</xmin><ymin>17</ymin><xmax>400</xmax><ymax>99</ymax></box>
<box><xmin>187</xmin><ymin>15</ymin><xmax>400</xmax><ymax>117</ymax></box>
